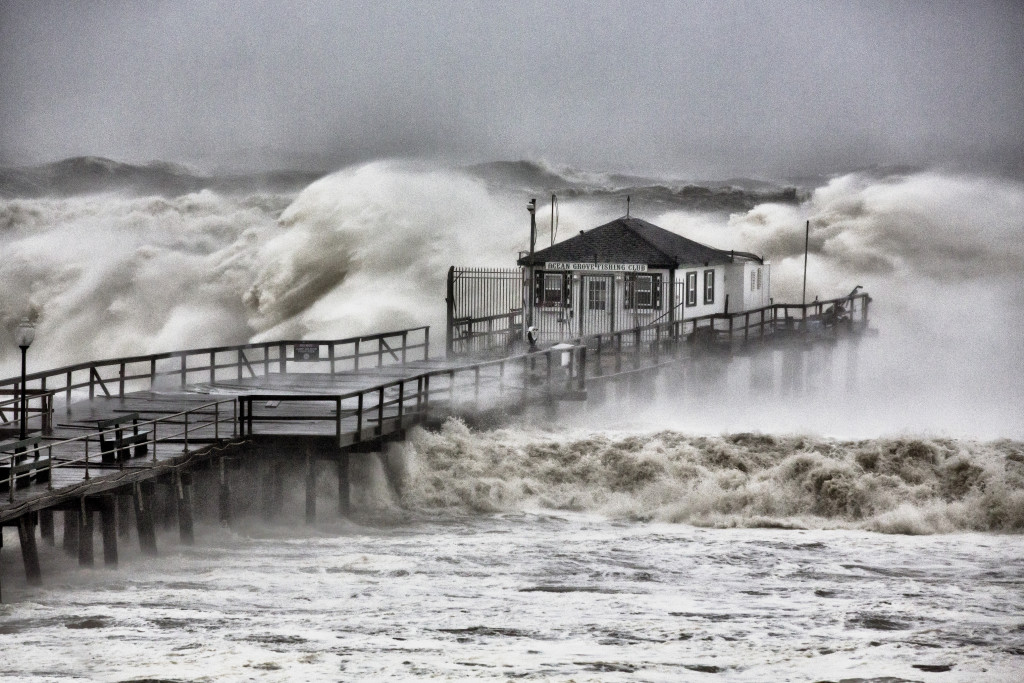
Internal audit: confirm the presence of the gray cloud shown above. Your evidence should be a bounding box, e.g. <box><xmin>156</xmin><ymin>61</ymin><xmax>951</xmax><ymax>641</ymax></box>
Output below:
<box><xmin>1</xmin><ymin>0</ymin><xmax>1021</xmax><ymax>178</ymax></box>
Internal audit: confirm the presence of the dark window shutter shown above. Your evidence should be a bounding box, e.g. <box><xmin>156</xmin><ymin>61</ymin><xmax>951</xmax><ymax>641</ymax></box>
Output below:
<box><xmin>653</xmin><ymin>274</ymin><xmax>662</xmax><ymax>308</ymax></box>
<box><xmin>563</xmin><ymin>272</ymin><xmax>572</xmax><ymax>307</ymax></box>
<box><xmin>624</xmin><ymin>275</ymin><xmax>634</xmax><ymax>309</ymax></box>
<box><xmin>534</xmin><ymin>270</ymin><xmax>543</xmax><ymax>306</ymax></box>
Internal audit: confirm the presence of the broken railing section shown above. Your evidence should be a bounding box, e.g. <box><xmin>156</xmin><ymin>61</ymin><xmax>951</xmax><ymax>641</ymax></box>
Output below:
<box><xmin>0</xmin><ymin>326</ymin><xmax>430</xmax><ymax>433</ymax></box>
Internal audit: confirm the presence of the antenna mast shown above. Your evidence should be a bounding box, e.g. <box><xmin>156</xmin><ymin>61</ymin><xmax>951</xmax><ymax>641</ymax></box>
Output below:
<box><xmin>801</xmin><ymin>219</ymin><xmax>810</xmax><ymax>307</ymax></box>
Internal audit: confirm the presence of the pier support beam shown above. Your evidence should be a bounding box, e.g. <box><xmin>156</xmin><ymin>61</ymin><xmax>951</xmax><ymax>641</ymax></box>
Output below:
<box><xmin>77</xmin><ymin>500</ymin><xmax>94</xmax><ymax>567</ymax></box>
<box><xmin>337</xmin><ymin>453</ymin><xmax>350</xmax><ymax>517</ymax></box>
<box><xmin>261</xmin><ymin>462</ymin><xmax>284</xmax><ymax>520</ymax></box>
<box><xmin>305</xmin><ymin>451</ymin><xmax>317</xmax><ymax>524</ymax></box>
<box><xmin>17</xmin><ymin>515</ymin><xmax>42</xmax><ymax>586</ymax></box>
<box><xmin>218</xmin><ymin>458</ymin><xmax>232</xmax><ymax>526</ymax></box>
<box><xmin>176</xmin><ymin>472</ymin><xmax>194</xmax><ymax>545</ymax></box>
<box><xmin>134</xmin><ymin>482</ymin><xmax>158</xmax><ymax>556</ymax></box>
<box><xmin>117</xmin><ymin>494</ymin><xmax>132</xmax><ymax>539</ymax></box>
<box><xmin>39</xmin><ymin>510</ymin><xmax>55</xmax><ymax>546</ymax></box>
<box><xmin>98</xmin><ymin>497</ymin><xmax>118</xmax><ymax>568</ymax></box>
<box><xmin>62</xmin><ymin>509</ymin><xmax>79</xmax><ymax>556</ymax></box>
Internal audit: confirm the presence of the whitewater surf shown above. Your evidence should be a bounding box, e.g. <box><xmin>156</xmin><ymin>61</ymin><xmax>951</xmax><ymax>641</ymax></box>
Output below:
<box><xmin>1</xmin><ymin>158</ymin><xmax>1022</xmax><ymax>681</ymax></box>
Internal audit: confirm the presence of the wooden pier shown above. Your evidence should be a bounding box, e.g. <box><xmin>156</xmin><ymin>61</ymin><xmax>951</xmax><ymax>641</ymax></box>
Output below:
<box><xmin>1</xmin><ymin>291</ymin><xmax>870</xmax><ymax>598</ymax></box>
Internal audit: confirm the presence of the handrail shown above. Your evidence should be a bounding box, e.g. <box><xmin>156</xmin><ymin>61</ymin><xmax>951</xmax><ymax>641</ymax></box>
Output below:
<box><xmin>0</xmin><ymin>326</ymin><xmax>431</xmax><ymax>413</ymax></box>
<box><xmin>1</xmin><ymin>398</ymin><xmax>238</xmax><ymax>504</ymax></box>
<box><xmin>237</xmin><ymin>344</ymin><xmax>587</xmax><ymax>439</ymax></box>
<box><xmin>586</xmin><ymin>291</ymin><xmax>871</xmax><ymax>345</ymax></box>
<box><xmin>0</xmin><ymin>326</ymin><xmax>429</xmax><ymax>386</ymax></box>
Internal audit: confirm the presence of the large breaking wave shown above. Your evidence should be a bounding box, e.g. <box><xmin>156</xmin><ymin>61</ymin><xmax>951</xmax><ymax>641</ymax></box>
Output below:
<box><xmin>397</xmin><ymin>418</ymin><xmax>1024</xmax><ymax>534</ymax></box>
<box><xmin>1</xmin><ymin>156</ymin><xmax>1022</xmax><ymax>438</ymax></box>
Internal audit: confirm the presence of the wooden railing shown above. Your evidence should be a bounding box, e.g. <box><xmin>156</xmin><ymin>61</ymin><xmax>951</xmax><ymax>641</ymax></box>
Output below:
<box><xmin>238</xmin><ymin>344</ymin><xmax>587</xmax><ymax>442</ymax></box>
<box><xmin>448</xmin><ymin>292</ymin><xmax>871</xmax><ymax>360</ymax></box>
<box><xmin>1</xmin><ymin>398</ymin><xmax>237</xmax><ymax>505</ymax></box>
<box><xmin>0</xmin><ymin>327</ymin><xmax>430</xmax><ymax>430</ymax></box>
<box><xmin>449</xmin><ymin>309</ymin><xmax>523</xmax><ymax>357</ymax></box>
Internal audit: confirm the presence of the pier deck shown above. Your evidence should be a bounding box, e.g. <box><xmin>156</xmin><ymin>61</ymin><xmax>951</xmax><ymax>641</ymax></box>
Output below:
<box><xmin>1</xmin><ymin>294</ymin><xmax>871</xmax><ymax>595</ymax></box>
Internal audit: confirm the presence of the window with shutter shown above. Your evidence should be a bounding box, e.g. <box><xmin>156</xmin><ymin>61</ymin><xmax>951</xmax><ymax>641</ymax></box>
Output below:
<box><xmin>704</xmin><ymin>269</ymin><xmax>715</xmax><ymax>305</ymax></box>
<box><xmin>624</xmin><ymin>273</ymin><xmax>661</xmax><ymax>309</ymax></box>
<box><xmin>535</xmin><ymin>271</ymin><xmax>568</xmax><ymax>307</ymax></box>
<box><xmin>686</xmin><ymin>271</ymin><xmax>697</xmax><ymax>306</ymax></box>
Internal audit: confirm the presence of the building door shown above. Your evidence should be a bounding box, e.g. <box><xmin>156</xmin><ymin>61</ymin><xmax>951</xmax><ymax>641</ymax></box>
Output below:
<box><xmin>580</xmin><ymin>275</ymin><xmax>613</xmax><ymax>335</ymax></box>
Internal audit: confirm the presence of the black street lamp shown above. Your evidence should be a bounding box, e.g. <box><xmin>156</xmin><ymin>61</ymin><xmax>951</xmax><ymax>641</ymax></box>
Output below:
<box><xmin>15</xmin><ymin>318</ymin><xmax>35</xmax><ymax>440</ymax></box>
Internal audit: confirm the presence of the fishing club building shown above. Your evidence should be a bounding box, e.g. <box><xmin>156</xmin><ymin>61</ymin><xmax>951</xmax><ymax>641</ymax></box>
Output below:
<box><xmin>517</xmin><ymin>216</ymin><xmax>770</xmax><ymax>342</ymax></box>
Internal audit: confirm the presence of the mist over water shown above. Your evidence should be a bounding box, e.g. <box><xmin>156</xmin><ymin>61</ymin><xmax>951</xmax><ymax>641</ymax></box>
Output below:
<box><xmin>2</xmin><ymin>160</ymin><xmax>1023</xmax><ymax>679</ymax></box>
<box><xmin>2</xmin><ymin>158</ymin><xmax>1021</xmax><ymax>439</ymax></box>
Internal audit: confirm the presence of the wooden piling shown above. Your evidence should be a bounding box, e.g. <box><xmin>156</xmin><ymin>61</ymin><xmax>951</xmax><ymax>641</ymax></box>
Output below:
<box><xmin>116</xmin><ymin>494</ymin><xmax>132</xmax><ymax>539</ymax></box>
<box><xmin>134</xmin><ymin>482</ymin><xmax>158</xmax><ymax>556</ymax></box>
<box><xmin>77</xmin><ymin>501</ymin><xmax>94</xmax><ymax>567</ymax></box>
<box><xmin>218</xmin><ymin>458</ymin><xmax>232</xmax><ymax>525</ymax></box>
<box><xmin>39</xmin><ymin>509</ymin><xmax>55</xmax><ymax>546</ymax></box>
<box><xmin>337</xmin><ymin>453</ymin><xmax>350</xmax><ymax>516</ymax></box>
<box><xmin>305</xmin><ymin>452</ymin><xmax>317</xmax><ymax>524</ymax></box>
<box><xmin>17</xmin><ymin>515</ymin><xmax>42</xmax><ymax>586</ymax></box>
<box><xmin>176</xmin><ymin>472</ymin><xmax>194</xmax><ymax>545</ymax></box>
<box><xmin>98</xmin><ymin>497</ymin><xmax>118</xmax><ymax>568</ymax></box>
<box><xmin>63</xmin><ymin>509</ymin><xmax>79</xmax><ymax>556</ymax></box>
<box><xmin>260</xmin><ymin>461</ymin><xmax>284</xmax><ymax>520</ymax></box>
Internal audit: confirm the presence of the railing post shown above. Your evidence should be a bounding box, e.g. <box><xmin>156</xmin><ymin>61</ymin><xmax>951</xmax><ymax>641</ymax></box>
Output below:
<box><xmin>84</xmin><ymin>437</ymin><xmax>90</xmax><ymax>481</ymax></box>
<box><xmin>377</xmin><ymin>386</ymin><xmax>385</xmax><ymax>435</ymax></box>
<box><xmin>119</xmin><ymin>362</ymin><xmax>126</xmax><ymax>397</ymax></box>
<box><xmin>401</xmin><ymin>332</ymin><xmax>408</xmax><ymax>364</ymax></box>
<box><xmin>215</xmin><ymin>402</ymin><xmax>220</xmax><ymax>441</ymax></box>
<box><xmin>354</xmin><ymin>338</ymin><xmax>361</xmax><ymax>371</ymax></box>
<box><xmin>615</xmin><ymin>333</ymin><xmax>623</xmax><ymax>373</ymax></box>
<box><xmin>233</xmin><ymin>399</ymin><xmax>238</xmax><ymax>437</ymax></box>
<box><xmin>357</xmin><ymin>392</ymin><xmax>364</xmax><ymax>437</ymax></box>
<box><xmin>329</xmin><ymin>343</ymin><xmax>336</xmax><ymax>375</ymax></box>
<box><xmin>180</xmin><ymin>355</ymin><xmax>187</xmax><ymax>386</ymax></box>
<box><xmin>210</xmin><ymin>351</ymin><xmax>216</xmax><ymax>384</ymax></box>
<box><xmin>184</xmin><ymin>411</ymin><xmax>189</xmax><ymax>454</ymax></box>
<box><xmin>424</xmin><ymin>326</ymin><xmax>430</xmax><ymax>360</ymax></box>
<box><xmin>47</xmin><ymin>445</ymin><xmax>53</xmax><ymax>490</ymax></box>
<box><xmin>335</xmin><ymin>397</ymin><xmax>341</xmax><ymax>440</ymax></box>
<box><xmin>577</xmin><ymin>345</ymin><xmax>587</xmax><ymax>392</ymax></box>
<box><xmin>398</xmin><ymin>381</ymin><xmax>405</xmax><ymax>420</ymax></box>
<box><xmin>279</xmin><ymin>343</ymin><xmax>287</xmax><ymax>374</ymax></box>
<box><xmin>446</xmin><ymin>266</ymin><xmax>455</xmax><ymax>359</ymax></box>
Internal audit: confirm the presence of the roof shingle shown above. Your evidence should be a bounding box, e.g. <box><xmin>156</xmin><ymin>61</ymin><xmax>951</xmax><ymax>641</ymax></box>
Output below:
<box><xmin>519</xmin><ymin>217</ymin><xmax>737</xmax><ymax>268</ymax></box>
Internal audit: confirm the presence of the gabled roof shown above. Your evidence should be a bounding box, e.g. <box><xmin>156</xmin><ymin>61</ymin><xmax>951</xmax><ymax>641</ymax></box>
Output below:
<box><xmin>518</xmin><ymin>216</ymin><xmax>752</xmax><ymax>268</ymax></box>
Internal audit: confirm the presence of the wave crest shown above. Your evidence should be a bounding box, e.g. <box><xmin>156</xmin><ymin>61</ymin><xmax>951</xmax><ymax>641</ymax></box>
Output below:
<box><xmin>398</xmin><ymin>419</ymin><xmax>1024</xmax><ymax>534</ymax></box>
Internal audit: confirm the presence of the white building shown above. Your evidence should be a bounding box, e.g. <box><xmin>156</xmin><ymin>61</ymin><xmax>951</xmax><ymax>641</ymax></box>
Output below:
<box><xmin>517</xmin><ymin>216</ymin><xmax>769</xmax><ymax>341</ymax></box>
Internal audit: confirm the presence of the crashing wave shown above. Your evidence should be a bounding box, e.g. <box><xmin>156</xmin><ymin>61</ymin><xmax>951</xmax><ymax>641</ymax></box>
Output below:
<box><xmin>396</xmin><ymin>419</ymin><xmax>1024</xmax><ymax>534</ymax></box>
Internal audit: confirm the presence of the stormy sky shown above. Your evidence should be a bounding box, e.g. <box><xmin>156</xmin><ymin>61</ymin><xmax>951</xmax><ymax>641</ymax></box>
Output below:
<box><xmin>0</xmin><ymin>0</ymin><xmax>1021</xmax><ymax>179</ymax></box>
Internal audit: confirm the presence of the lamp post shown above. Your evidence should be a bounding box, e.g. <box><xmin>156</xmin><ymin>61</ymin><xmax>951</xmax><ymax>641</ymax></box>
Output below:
<box><xmin>15</xmin><ymin>318</ymin><xmax>35</xmax><ymax>440</ymax></box>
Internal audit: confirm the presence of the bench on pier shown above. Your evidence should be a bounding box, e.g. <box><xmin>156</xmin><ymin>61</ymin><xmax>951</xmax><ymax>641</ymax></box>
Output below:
<box><xmin>0</xmin><ymin>435</ymin><xmax>51</xmax><ymax>490</ymax></box>
<box><xmin>97</xmin><ymin>413</ymin><xmax>150</xmax><ymax>463</ymax></box>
